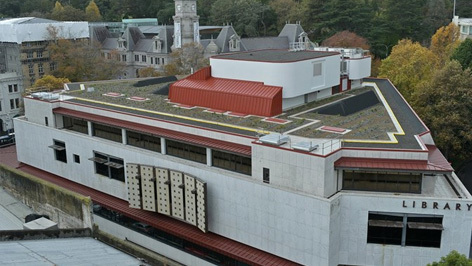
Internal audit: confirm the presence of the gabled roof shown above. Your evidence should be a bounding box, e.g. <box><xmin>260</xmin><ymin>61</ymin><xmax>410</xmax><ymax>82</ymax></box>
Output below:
<box><xmin>278</xmin><ymin>23</ymin><xmax>307</xmax><ymax>44</ymax></box>
<box><xmin>122</xmin><ymin>27</ymin><xmax>145</xmax><ymax>51</ymax></box>
<box><xmin>215</xmin><ymin>26</ymin><xmax>246</xmax><ymax>53</ymax></box>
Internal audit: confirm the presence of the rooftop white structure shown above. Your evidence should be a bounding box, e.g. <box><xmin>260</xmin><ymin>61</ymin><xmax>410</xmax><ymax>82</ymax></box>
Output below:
<box><xmin>0</xmin><ymin>17</ymin><xmax>89</xmax><ymax>44</ymax></box>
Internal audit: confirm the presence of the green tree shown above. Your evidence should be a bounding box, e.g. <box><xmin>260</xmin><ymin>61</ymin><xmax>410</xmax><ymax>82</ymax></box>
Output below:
<box><xmin>31</xmin><ymin>75</ymin><xmax>70</xmax><ymax>92</ymax></box>
<box><xmin>451</xmin><ymin>38</ymin><xmax>472</xmax><ymax>70</ymax></box>
<box><xmin>210</xmin><ymin>0</ymin><xmax>270</xmax><ymax>37</ymax></box>
<box><xmin>50</xmin><ymin>3</ymin><xmax>86</xmax><ymax>21</ymax></box>
<box><xmin>427</xmin><ymin>250</ymin><xmax>472</xmax><ymax>266</ymax></box>
<box><xmin>164</xmin><ymin>43</ymin><xmax>208</xmax><ymax>76</ymax></box>
<box><xmin>85</xmin><ymin>0</ymin><xmax>102</xmax><ymax>21</ymax></box>
<box><xmin>411</xmin><ymin>61</ymin><xmax>472</xmax><ymax>163</ymax></box>
<box><xmin>379</xmin><ymin>39</ymin><xmax>438</xmax><ymax>101</ymax></box>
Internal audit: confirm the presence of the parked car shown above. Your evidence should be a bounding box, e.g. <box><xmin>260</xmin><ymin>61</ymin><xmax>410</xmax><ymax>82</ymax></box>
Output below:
<box><xmin>0</xmin><ymin>132</ymin><xmax>15</xmax><ymax>148</ymax></box>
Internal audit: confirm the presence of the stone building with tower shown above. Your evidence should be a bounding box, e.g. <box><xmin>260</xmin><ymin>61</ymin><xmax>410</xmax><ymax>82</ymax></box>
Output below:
<box><xmin>90</xmin><ymin>0</ymin><xmax>318</xmax><ymax>78</ymax></box>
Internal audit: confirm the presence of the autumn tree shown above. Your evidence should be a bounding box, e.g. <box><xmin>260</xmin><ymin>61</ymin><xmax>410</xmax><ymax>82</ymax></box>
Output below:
<box><xmin>451</xmin><ymin>38</ymin><xmax>472</xmax><ymax>70</ymax></box>
<box><xmin>379</xmin><ymin>39</ymin><xmax>438</xmax><ymax>101</ymax></box>
<box><xmin>138</xmin><ymin>67</ymin><xmax>161</xmax><ymax>78</ymax></box>
<box><xmin>31</xmin><ymin>75</ymin><xmax>70</xmax><ymax>92</ymax></box>
<box><xmin>49</xmin><ymin>38</ymin><xmax>124</xmax><ymax>82</ymax></box>
<box><xmin>411</xmin><ymin>60</ymin><xmax>472</xmax><ymax>163</ymax></box>
<box><xmin>321</xmin><ymin>31</ymin><xmax>370</xmax><ymax>50</ymax></box>
<box><xmin>430</xmin><ymin>22</ymin><xmax>460</xmax><ymax>66</ymax></box>
<box><xmin>164</xmin><ymin>43</ymin><xmax>208</xmax><ymax>76</ymax></box>
<box><xmin>85</xmin><ymin>0</ymin><xmax>102</xmax><ymax>22</ymax></box>
<box><xmin>427</xmin><ymin>250</ymin><xmax>472</xmax><ymax>266</ymax></box>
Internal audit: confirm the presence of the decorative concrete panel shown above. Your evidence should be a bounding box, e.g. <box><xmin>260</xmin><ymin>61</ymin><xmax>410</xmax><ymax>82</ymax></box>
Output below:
<box><xmin>156</xmin><ymin>167</ymin><xmax>171</xmax><ymax>215</ymax></box>
<box><xmin>126</xmin><ymin>163</ymin><xmax>141</xmax><ymax>209</ymax></box>
<box><xmin>140</xmin><ymin>165</ymin><xmax>156</xmax><ymax>212</ymax></box>
<box><xmin>170</xmin><ymin>170</ymin><xmax>185</xmax><ymax>220</ymax></box>
<box><xmin>184</xmin><ymin>174</ymin><xmax>197</xmax><ymax>226</ymax></box>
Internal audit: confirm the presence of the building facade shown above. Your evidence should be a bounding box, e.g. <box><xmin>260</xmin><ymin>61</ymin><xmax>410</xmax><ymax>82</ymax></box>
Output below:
<box><xmin>453</xmin><ymin>16</ymin><xmax>472</xmax><ymax>40</ymax></box>
<box><xmin>14</xmin><ymin>48</ymin><xmax>472</xmax><ymax>265</ymax></box>
<box><xmin>0</xmin><ymin>17</ymin><xmax>88</xmax><ymax>132</ymax></box>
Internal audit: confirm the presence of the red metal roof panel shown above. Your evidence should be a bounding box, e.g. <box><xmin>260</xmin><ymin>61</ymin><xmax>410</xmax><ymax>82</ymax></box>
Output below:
<box><xmin>53</xmin><ymin>107</ymin><xmax>251</xmax><ymax>156</ymax></box>
<box><xmin>334</xmin><ymin>145</ymin><xmax>453</xmax><ymax>173</ymax></box>
<box><xmin>169</xmin><ymin>67</ymin><xmax>283</xmax><ymax>117</ymax></box>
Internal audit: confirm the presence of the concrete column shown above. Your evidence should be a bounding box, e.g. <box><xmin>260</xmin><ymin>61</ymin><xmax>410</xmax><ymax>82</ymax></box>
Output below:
<box><xmin>87</xmin><ymin>121</ymin><xmax>93</xmax><ymax>136</ymax></box>
<box><xmin>206</xmin><ymin>148</ymin><xmax>212</xmax><ymax>166</ymax></box>
<box><xmin>122</xmin><ymin>129</ymin><xmax>127</xmax><ymax>144</ymax></box>
<box><xmin>161</xmin><ymin>138</ymin><xmax>166</xmax><ymax>154</ymax></box>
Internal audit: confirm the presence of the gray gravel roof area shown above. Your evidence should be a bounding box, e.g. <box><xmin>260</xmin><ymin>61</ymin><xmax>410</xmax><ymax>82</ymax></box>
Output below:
<box><xmin>211</xmin><ymin>49</ymin><xmax>339</xmax><ymax>62</ymax></box>
<box><xmin>343</xmin><ymin>78</ymin><xmax>428</xmax><ymax>150</ymax></box>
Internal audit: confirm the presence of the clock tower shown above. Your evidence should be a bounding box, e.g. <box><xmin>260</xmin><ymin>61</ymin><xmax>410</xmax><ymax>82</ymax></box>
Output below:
<box><xmin>173</xmin><ymin>0</ymin><xmax>200</xmax><ymax>49</ymax></box>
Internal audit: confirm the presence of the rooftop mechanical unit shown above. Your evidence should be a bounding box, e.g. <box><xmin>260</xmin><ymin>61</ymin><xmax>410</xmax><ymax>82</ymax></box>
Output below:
<box><xmin>292</xmin><ymin>141</ymin><xmax>319</xmax><ymax>152</ymax></box>
<box><xmin>259</xmin><ymin>133</ymin><xmax>290</xmax><ymax>146</ymax></box>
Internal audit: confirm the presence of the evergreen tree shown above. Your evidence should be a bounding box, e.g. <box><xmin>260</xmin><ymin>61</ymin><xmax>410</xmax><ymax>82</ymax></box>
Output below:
<box><xmin>85</xmin><ymin>0</ymin><xmax>102</xmax><ymax>21</ymax></box>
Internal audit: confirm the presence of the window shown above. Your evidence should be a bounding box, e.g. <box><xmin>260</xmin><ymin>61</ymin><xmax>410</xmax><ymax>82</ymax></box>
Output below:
<box><xmin>151</xmin><ymin>57</ymin><xmax>153</xmax><ymax>64</ymax></box>
<box><xmin>38</xmin><ymin>63</ymin><xmax>44</xmax><ymax>74</ymax></box>
<box><xmin>90</xmin><ymin>152</ymin><xmax>124</xmax><ymax>182</ymax></box>
<box><xmin>166</xmin><ymin>139</ymin><xmax>206</xmax><ymax>164</ymax></box>
<box><xmin>157</xmin><ymin>58</ymin><xmax>160</xmax><ymax>65</ymax></box>
<box><xmin>367</xmin><ymin>212</ymin><xmax>443</xmax><ymax>248</ymax></box>
<box><xmin>15</xmin><ymin>98</ymin><xmax>19</xmax><ymax>109</ymax></box>
<box><xmin>135</xmin><ymin>55</ymin><xmax>139</xmax><ymax>62</ymax></box>
<box><xmin>74</xmin><ymin>154</ymin><xmax>80</xmax><ymax>163</ymax></box>
<box><xmin>121</xmin><ymin>54</ymin><xmax>127</xmax><ymax>62</ymax></box>
<box><xmin>107</xmin><ymin>53</ymin><xmax>111</xmax><ymax>60</ymax></box>
<box><xmin>28</xmin><ymin>64</ymin><xmax>34</xmax><ymax>75</ymax></box>
<box><xmin>212</xmin><ymin>150</ymin><xmax>251</xmax><ymax>175</ymax></box>
<box><xmin>49</xmin><ymin>63</ymin><xmax>56</xmax><ymax>71</ymax></box>
<box><xmin>27</xmin><ymin>52</ymin><xmax>33</xmax><ymax>59</ymax></box>
<box><xmin>343</xmin><ymin>171</ymin><xmax>422</xmax><ymax>193</ymax></box>
<box><xmin>49</xmin><ymin>140</ymin><xmax>67</xmax><ymax>163</ymax></box>
<box><xmin>37</xmin><ymin>51</ymin><xmax>43</xmax><ymax>58</ymax></box>
<box><xmin>263</xmin><ymin>168</ymin><xmax>270</xmax><ymax>183</ymax></box>
<box><xmin>142</xmin><ymin>55</ymin><xmax>147</xmax><ymax>62</ymax></box>
<box><xmin>45</xmin><ymin>117</ymin><xmax>48</xmax><ymax>126</ymax></box>
<box><xmin>92</xmin><ymin>123</ymin><xmax>122</xmax><ymax>143</ymax></box>
<box><xmin>8</xmin><ymin>85</ymin><xmax>12</xmax><ymax>93</ymax></box>
<box><xmin>13</xmin><ymin>84</ymin><xmax>18</xmax><ymax>92</ymax></box>
<box><xmin>162</xmin><ymin>58</ymin><xmax>165</xmax><ymax>64</ymax></box>
<box><xmin>313</xmin><ymin>62</ymin><xmax>322</xmax><ymax>76</ymax></box>
<box><xmin>10</xmin><ymin>99</ymin><xmax>15</xmax><ymax>110</ymax></box>
<box><xmin>127</xmin><ymin>131</ymin><xmax>161</xmax><ymax>153</ymax></box>
<box><xmin>62</xmin><ymin>116</ymin><xmax>88</xmax><ymax>134</ymax></box>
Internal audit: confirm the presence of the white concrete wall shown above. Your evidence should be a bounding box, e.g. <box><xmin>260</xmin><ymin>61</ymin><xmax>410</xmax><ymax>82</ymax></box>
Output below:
<box><xmin>15</xmin><ymin>112</ymin><xmax>333</xmax><ymax>265</ymax></box>
<box><xmin>348</xmin><ymin>57</ymin><xmax>371</xmax><ymax>80</ymax></box>
<box><xmin>341</xmin><ymin>148</ymin><xmax>429</xmax><ymax>161</ymax></box>
<box><xmin>336</xmin><ymin>193</ymin><xmax>472</xmax><ymax>266</ymax></box>
<box><xmin>94</xmin><ymin>215</ymin><xmax>213</xmax><ymax>266</ymax></box>
<box><xmin>252</xmin><ymin>143</ymin><xmax>336</xmax><ymax>197</ymax></box>
<box><xmin>210</xmin><ymin>55</ymin><xmax>340</xmax><ymax>99</ymax></box>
